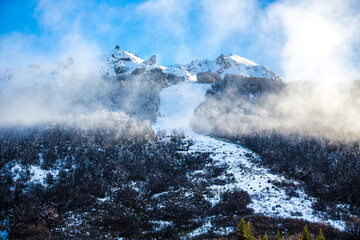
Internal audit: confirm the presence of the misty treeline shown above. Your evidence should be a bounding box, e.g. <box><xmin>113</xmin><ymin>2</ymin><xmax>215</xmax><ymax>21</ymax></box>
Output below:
<box><xmin>0</xmin><ymin>65</ymin><xmax>181</xmax><ymax>126</ymax></box>
<box><xmin>0</xmin><ymin>126</ymin><xmax>349</xmax><ymax>239</ymax></box>
<box><xmin>192</xmin><ymin>74</ymin><xmax>360</xmax><ymax>139</ymax></box>
<box><xmin>191</xmin><ymin>74</ymin><xmax>360</xmax><ymax>210</ymax></box>
<box><xmin>109</xmin><ymin>68</ymin><xmax>182</xmax><ymax>121</ymax></box>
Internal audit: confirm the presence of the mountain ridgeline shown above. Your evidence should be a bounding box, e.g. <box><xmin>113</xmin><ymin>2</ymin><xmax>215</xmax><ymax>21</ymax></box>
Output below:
<box><xmin>1</xmin><ymin>46</ymin><xmax>360</xmax><ymax>239</ymax></box>
<box><xmin>0</xmin><ymin>46</ymin><xmax>281</xmax><ymax>128</ymax></box>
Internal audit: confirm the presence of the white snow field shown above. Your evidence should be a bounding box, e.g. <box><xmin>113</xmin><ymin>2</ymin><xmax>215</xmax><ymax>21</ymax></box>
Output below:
<box><xmin>153</xmin><ymin>82</ymin><xmax>346</xmax><ymax>236</ymax></box>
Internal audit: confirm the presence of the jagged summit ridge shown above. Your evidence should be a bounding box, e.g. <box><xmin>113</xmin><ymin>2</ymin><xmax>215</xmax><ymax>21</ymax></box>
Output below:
<box><xmin>180</xmin><ymin>53</ymin><xmax>282</xmax><ymax>81</ymax></box>
<box><xmin>0</xmin><ymin>46</ymin><xmax>282</xmax><ymax>91</ymax></box>
<box><xmin>102</xmin><ymin>45</ymin><xmax>282</xmax><ymax>81</ymax></box>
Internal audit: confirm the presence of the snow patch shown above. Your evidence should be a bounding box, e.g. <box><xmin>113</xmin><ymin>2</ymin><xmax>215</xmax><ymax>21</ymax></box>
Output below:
<box><xmin>10</xmin><ymin>164</ymin><xmax>59</xmax><ymax>186</ymax></box>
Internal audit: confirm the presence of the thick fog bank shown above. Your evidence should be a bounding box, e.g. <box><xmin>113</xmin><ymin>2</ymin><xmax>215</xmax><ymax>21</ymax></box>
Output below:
<box><xmin>191</xmin><ymin>75</ymin><xmax>360</xmax><ymax>140</ymax></box>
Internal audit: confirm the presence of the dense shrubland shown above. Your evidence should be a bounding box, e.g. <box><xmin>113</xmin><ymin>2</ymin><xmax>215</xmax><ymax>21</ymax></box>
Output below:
<box><xmin>0</xmin><ymin>126</ymin><xmax>348</xmax><ymax>239</ymax></box>
<box><xmin>237</xmin><ymin>132</ymin><xmax>360</xmax><ymax>210</ymax></box>
<box><xmin>0</xmin><ymin>126</ymin><xmax>241</xmax><ymax>239</ymax></box>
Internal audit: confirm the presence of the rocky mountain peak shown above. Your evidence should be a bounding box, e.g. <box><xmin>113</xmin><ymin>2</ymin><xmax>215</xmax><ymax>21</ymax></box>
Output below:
<box><xmin>144</xmin><ymin>55</ymin><xmax>157</xmax><ymax>65</ymax></box>
<box><xmin>216</xmin><ymin>54</ymin><xmax>232</xmax><ymax>69</ymax></box>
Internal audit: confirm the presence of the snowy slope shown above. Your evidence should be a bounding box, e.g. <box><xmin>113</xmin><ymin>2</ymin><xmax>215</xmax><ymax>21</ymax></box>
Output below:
<box><xmin>174</xmin><ymin>53</ymin><xmax>282</xmax><ymax>81</ymax></box>
<box><xmin>153</xmin><ymin>81</ymin><xmax>346</xmax><ymax>236</ymax></box>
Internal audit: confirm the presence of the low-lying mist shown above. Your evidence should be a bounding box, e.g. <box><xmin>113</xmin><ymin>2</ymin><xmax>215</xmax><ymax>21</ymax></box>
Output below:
<box><xmin>0</xmin><ymin>58</ymin><xmax>162</xmax><ymax>137</ymax></box>
<box><xmin>191</xmin><ymin>75</ymin><xmax>360</xmax><ymax>141</ymax></box>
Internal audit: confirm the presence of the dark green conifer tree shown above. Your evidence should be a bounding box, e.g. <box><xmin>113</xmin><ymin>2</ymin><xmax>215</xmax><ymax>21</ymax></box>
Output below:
<box><xmin>298</xmin><ymin>225</ymin><xmax>313</xmax><ymax>240</ymax></box>
<box><xmin>236</xmin><ymin>218</ymin><xmax>256</xmax><ymax>240</ymax></box>
<box><xmin>315</xmin><ymin>229</ymin><xmax>325</xmax><ymax>240</ymax></box>
<box><xmin>275</xmin><ymin>230</ymin><xmax>281</xmax><ymax>240</ymax></box>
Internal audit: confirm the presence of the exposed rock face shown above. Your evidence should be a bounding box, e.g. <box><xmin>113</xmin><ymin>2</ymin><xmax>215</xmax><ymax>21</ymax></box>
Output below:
<box><xmin>131</xmin><ymin>67</ymin><xmax>146</xmax><ymax>75</ymax></box>
<box><xmin>207</xmin><ymin>74</ymin><xmax>285</xmax><ymax>97</ymax></box>
<box><xmin>119</xmin><ymin>57</ymin><xmax>131</xmax><ymax>61</ymax></box>
<box><xmin>148</xmin><ymin>68</ymin><xmax>183</xmax><ymax>86</ymax></box>
<box><xmin>144</xmin><ymin>55</ymin><xmax>157</xmax><ymax>65</ymax></box>
<box><xmin>166</xmin><ymin>73</ymin><xmax>184</xmax><ymax>85</ymax></box>
<box><xmin>216</xmin><ymin>54</ymin><xmax>232</xmax><ymax>69</ymax></box>
<box><xmin>114</xmin><ymin>63</ymin><xmax>129</xmax><ymax>74</ymax></box>
<box><xmin>197</xmin><ymin>72</ymin><xmax>221</xmax><ymax>83</ymax></box>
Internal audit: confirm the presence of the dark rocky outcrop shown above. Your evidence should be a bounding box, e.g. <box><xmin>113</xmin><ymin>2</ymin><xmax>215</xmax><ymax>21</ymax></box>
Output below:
<box><xmin>207</xmin><ymin>74</ymin><xmax>284</xmax><ymax>97</ymax></box>
<box><xmin>191</xmin><ymin>74</ymin><xmax>285</xmax><ymax>136</ymax></box>
<box><xmin>119</xmin><ymin>57</ymin><xmax>131</xmax><ymax>61</ymax></box>
<box><xmin>216</xmin><ymin>54</ymin><xmax>232</xmax><ymax>69</ymax></box>
<box><xmin>197</xmin><ymin>72</ymin><xmax>221</xmax><ymax>83</ymax></box>
<box><xmin>114</xmin><ymin>63</ymin><xmax>129</xmax><ymax>75</ymax></box>
<box><xmin>144</xmin><ymin>55</ymin><xmax>157</xmax><ymax>65</ymax></box>
<box><xmin>131</xmin><ymin>67</ymin><xmax>146</xmax><ymax>75</ymax></box>
<box><xmin>112</xmin><ymin>69</ymin><xmax>184</xmax><ymax>121</ymax></box>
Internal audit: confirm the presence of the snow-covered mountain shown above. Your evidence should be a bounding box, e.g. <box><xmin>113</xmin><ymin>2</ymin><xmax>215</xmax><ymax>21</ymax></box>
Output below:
<box><xmin>102</xmin><ymin>46</ymin><xmax>282</xmax><ymax>81</ymax></box>
<box><xmin>166</xmin><ymin>53</ymin><xmax>282</xmax><ymax>81</ymax></box>
<box><xmin>0</xmin><ymin>46</ymin><xmax>282</xmax><ymax>92</ymax></box>
<box><xmin>1</xmin><ymin>46</ymin><xmax>357</xmax><ymax>239</ymax></box>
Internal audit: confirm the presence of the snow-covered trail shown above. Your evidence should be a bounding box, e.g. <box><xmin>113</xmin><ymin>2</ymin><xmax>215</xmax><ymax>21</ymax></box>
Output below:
<box><xmin>153</xmin><ymin>82</ymin><xmax>345</xmax><ymax>232</ymax></box>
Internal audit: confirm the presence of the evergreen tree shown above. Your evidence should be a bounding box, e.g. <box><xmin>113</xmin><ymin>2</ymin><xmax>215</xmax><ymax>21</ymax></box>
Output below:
<box><xmin>236</xmin><ymin>218</ymin><xmax>247</xmax><ymax>240</ymax></box>
<box><xmin>275</xmin><ymin>230</ymin><xmax>281</xmax><ymax>240</ymax></box>
<box><xmin>298</xmin><ymin>225</ymin><xmax>313</xmax><ymax>240</ymax></box>
<box><xmin>247</xmin><ymin>222</ymin><xmax>256</xmax><ymax>240</ymax></box>
<box><xmin>236</xmin><ymin>218</ymin><xmax>256</xmax><ymax>240</ymax></box>
<box><xmin>315</xmin><ymin>229</ymin><xmax>325</xmax><ymax>240</ymax></box>
<box><xmin>263</xmin><ymin>234</ymin><xmax>269</xmax><ymax>240</ymax></box>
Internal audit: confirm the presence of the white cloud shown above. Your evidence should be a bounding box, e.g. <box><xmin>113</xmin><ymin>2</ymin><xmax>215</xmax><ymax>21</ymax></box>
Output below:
<box><xmin>135</xmin><ymin>0</ymin><xmax>260</xmax><ymax>64</ymax></box>
<box><xmin>34</xmin><ymin>0</ymin><xmax>82</xmax><ymax>30</ymax></box>
<box><xmin>0</xmin><ymin>33</ymin><xmax>53</xmax><ymax>72</ymax></box>
<box><xmin>137</xmin><ymin>0</ymin><xmax>192</xmax><ymax>37</ymax></box>
<box><xmin>265</xmin><ymin>0</ymin><xmax>360</xmax><ymax>81</ymax></box>
<box><xmin>200</xmin><ymin>0</ymin><xmax>257</xmax><ymax>49</ymax></box>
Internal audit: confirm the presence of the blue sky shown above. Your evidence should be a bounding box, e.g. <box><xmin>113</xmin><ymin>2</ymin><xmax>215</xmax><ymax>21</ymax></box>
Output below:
<box><xmin>1</xmin><ymin>0</ymin><xmax>359</xmax><ymax>81</ymax></box>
